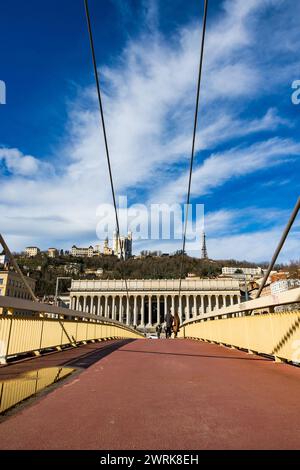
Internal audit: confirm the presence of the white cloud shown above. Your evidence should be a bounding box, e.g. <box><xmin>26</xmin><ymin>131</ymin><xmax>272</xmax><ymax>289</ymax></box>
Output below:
<box><xmin>208</xmin><ymin>228</ymin><xmax>299</xmax><ymax>264</ymax></box>
<box><xmin>0</xmin><ymin>148</ymin><xmax>53</xmax><ymax>177</ymax></box>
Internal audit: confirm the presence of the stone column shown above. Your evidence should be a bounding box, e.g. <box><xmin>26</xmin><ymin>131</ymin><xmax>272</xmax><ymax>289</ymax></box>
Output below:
<box><xmin>179</xmin><ymin>296</ymin><xmax>183</xmax><ymax>323</ymax></box>
<box><xmin>133</xmin><ymin>296</ymin><xmax>137</xmax><ymax>326</ymax></box>
<box><xmin>126</xmin><ymin>296</ymin><xmax>130</xmax><ymax>325</ymax></box>
<box><xmin>193</xmin><ymin>295</ymin><xmax>197</xmax><ymax>317</ymax></box>
<box><xmin>186</xmin><ymin>295</ymin><xmax>190</xmax><ymax>320</ymax></box>
<box><xmin>120</xmin><ymin>296</ymin><xmax>124</xmax><ymax>323</ymax></box>
<box><xmin>230</xmin><ymin>295</ymin><xmax>234</xmax><ymax>306</ymax></box>
<box><xmin>141</xmin><ymin>296</ymin><xmax>145</xmax><ymax>327</ymax></box>
<box><xmin>156</xmin><ymin>295</ymin><xmax>160</xmax><ymax>324</ymax></box>
<box><xmin>208</xmin><ymin>295</ymin><xmax>212</xmax><ymax>312</ymax></box>
<box><xmin>112</xmin><ymin>296</ymin><xmax>116</xmax><ymax>320</ymax></box>
<box><xmin>83</xmin><ymin>296</ymin><xmax>87</xmax><ymax>313</ymax></box>
<box><xmin>97</xmin><ymin>296</ymin><xmax>101</xmax><ymax>316</ymax></box>
<box><xmin>171</xmin><ymin>296</ymin><xmax>175</xmax><ymax>316</ymax></box>
<box><xmin>164</xmin><ymin>295</ymin><xmax>167</xmax><ymax>319</ymax></box>
<box><xmin>199</xmin><ymin>295</ymin><xmax>204</xmax><ymax>314</ymax></box>
<box><xmin>148</xmin><ymin>296</ymin><xmax>152</xmax><ymax>325</ymax></box>
<box><xmin>115</xmin><ymin>297</ymin><xmax>119</xmax><ymax>322</ymax></box>
<box><xmin>104</xmin><ymin>296</ymin><xmax>108</xmax><ymax>318</ymax></box>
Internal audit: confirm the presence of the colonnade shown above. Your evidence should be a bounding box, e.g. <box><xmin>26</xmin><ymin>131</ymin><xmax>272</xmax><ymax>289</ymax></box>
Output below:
<box><xmin>71</xmin><ymin>293</ymin><xmax>241</xmax><ymax>327</ymax></box>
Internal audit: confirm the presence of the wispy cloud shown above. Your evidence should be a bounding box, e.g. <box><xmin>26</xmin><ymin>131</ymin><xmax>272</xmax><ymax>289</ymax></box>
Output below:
<box><xmin>153</xmin><ymin>138</ymin><xmax>300</xmax><ymax>203</ymax></box>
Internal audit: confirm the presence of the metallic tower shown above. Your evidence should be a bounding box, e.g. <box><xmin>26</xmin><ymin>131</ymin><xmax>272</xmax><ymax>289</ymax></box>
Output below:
<box><xmin>201</xmin><ymin>232</ymin><xmax>208</xmax><ymax>259</ymax></box>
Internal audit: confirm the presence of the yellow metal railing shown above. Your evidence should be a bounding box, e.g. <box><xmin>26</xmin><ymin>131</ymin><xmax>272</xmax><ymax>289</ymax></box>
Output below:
<box><xmin>179</xmin><ymin>287</ymin><xmax>300</xmax><ymax>363</ymax></box>
<box><xmin>0</xmin><ymin>296</ymin><xmax>143</xmax><ymax>364</ymax></box>
<box><xmin>180</xmin><ymin>311</ymin><xmax>300</xmax><ymax>363</ymax></box>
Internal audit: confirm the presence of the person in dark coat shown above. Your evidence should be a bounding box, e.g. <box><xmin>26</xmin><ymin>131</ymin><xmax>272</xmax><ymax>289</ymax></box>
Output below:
<box><xmin>164</xmin><ymin>310</ymin><xmax>174</xmax><ymax>339</ymax></box>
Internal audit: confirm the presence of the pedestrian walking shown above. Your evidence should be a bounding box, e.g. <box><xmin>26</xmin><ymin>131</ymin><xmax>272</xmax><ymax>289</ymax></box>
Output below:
<box><xmin>172</xmin><ymin>312</ymin><xmax>180</xmax><ymax>338</ymax></box>
<box><xmin>164</xmin><ymin>310</ymin><xmax>173</xmax><ymax>339</ymax></box>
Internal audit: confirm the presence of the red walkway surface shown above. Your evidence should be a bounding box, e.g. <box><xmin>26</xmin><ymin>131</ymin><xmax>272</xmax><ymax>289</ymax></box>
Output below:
<box><xmin>1</xmin><ymin>338</ymin><xmax>300</xmax><ymax>450</ymax></box>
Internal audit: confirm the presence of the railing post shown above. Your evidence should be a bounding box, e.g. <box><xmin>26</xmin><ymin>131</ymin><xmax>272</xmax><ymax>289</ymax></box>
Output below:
<box><xmin>38</xmin><ymin>314</ymin><xmax>45</xmax><ymax>352</ymax></box>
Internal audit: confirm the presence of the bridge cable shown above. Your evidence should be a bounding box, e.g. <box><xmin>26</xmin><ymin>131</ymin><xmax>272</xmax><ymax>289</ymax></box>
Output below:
<box><xmin>177</xmin><ymin>0</ymin><xmax>209</xmax><ymax>323</ymax></box>
<box><xmin>84</xmin><ymin>0</ymin><xmax>132</xmax><ymax>323</ymax></box>
<box><xmin>256</xmin><ymin>196</ymin><xmax>300</xmax><ymax>299</ymax></box>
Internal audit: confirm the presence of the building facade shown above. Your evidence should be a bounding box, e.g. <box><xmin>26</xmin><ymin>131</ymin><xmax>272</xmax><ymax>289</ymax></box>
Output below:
<box><xmin>71</xmin><ymin>245</ymin><xmax>94</xmax><ymax>258</ymax></box>
<box><xmin>271</xmin><ymin>279</ymin><xmax>300</xmax><ymax>295</ymax></box>
<box><xmin>48</xmin><ymin>248</ymin><xmax>58</xmax><ymax>258</ymax></box>
<box><xmin>103</xmin><ymin>238</ymin><xmax>114</xmax><ymax>256</ymax></box>
<box><xmin>25</xmin><ymin>247</ymin><xmax>40</xmax><ymax>257</ymax></box>
<box><xmin>222</xmin><ymin>266</ymin><xmax>263</xmax><ymax>277</ymax></box>
<box><xmin>0</xmin><ymin>271</ymin><xmax>36</xmax><ymax>315</ymax></box>
<box><xmin>70</xmin><ymin>278</ymin><xmax>241</xmax><ymax>328</ymax></box>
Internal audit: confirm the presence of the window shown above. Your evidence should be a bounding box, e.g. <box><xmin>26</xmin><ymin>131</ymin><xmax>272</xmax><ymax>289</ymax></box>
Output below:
<box><xmin>0</xmin><ymin>278</ymin><xmax>3</xmax><ymax>285</ymax></box>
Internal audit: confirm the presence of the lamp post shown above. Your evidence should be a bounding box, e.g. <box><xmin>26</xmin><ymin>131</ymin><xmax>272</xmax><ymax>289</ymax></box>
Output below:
<box><xmin>54</xmin><ymin>277</ymin><xmax>71</xmax><ymax>306</ymax></box>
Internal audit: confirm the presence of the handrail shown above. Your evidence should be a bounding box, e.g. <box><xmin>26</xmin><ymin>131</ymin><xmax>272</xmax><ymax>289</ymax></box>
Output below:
<box><xmin>182</xmin><ymin>287</ymin><xmax>300</xmax><ymax>325</ymax></box>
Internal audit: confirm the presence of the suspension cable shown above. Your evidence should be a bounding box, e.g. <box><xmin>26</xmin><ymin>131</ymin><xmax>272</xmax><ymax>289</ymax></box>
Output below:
<box><xmin>177</xmin><ymin>0</ymin><xmax>209</xmax><ymax>314</ymax></box>
<box><xmin>84</xmin><ymin>0</ymin><xmax>131</xmax><ymax>321</ymax></box>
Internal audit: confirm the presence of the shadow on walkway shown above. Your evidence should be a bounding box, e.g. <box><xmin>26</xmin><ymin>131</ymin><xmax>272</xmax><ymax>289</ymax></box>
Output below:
<box><xmin>0</xmin><ymin>339</ymin><xmax>136</xmax><ymax>380</ymax></box>
<box><xmin>118</xmin><ymin>349</ymin><xmax>270</xmax><ymax>361</ymax></box>
<box><xmin>65</xmin><ymin>339</ymin><xmax>136</xmax><ymax>369</ymax></box>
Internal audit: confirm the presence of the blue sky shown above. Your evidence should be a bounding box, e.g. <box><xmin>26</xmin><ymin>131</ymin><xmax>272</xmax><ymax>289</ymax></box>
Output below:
<box><xmin>0</xmin><ymin>0</ymin><xmax>299</xmax><ymax>262</ymax></box>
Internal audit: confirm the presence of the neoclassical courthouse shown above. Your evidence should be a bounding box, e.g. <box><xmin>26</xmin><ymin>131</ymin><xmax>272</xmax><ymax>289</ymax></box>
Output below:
<box><xmin>70</xmin><ymin>278</ymin><xmax>241</xmax><ymax>328</ymax></box>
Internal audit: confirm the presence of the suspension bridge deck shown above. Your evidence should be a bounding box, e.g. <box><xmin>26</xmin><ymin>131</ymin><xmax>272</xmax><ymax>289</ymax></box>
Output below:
<box><xmin>0</xmin><ymin>338</ymin><xmax>300</xmax><ymax>450</ymax></box>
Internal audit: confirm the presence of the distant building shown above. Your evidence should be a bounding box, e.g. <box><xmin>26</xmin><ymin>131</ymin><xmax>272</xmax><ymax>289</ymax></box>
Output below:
<box><xmin>222</xmin><ymin>266</ymin><xmax>263</xmax><ymax>277</ymax></box>
<box><xmin>103</xmin><ymin>238</ymin><xmax>114</xmax><ymax>256</ymax></box>
<box><xmin>48</xmin><ymin>248</ymin><xmax>58</xmax><ymax>258</ymax></box>
<box><xmin>71</xmin><ymin>245</ymin><xmax>94</xmax><ymax>258</ymax></box>
<box><xmin>84</xmin><ymin>268</ymin><xmax>104</xmax><ymax>277</ymax></box>
<box><xmin>270</xmin><ymin>271</ymin><xmax>289</xmax><ymax>283</ymax></box>
<box><xmin>0</xmin><ymin>270</ymin><xmax>36</xmax><ymax>315</ymax></box>
<box><xmin>271</xmin><ymin>279</ymin><xmax>300</xmax><ymax>295</ymax></box>
<box><xmin>113</xmin><ymin>231</ymin><xmax>132</xmax><ymax>260</ymax></box>
<box><xmin>70</xmin><ymin>278</ymin><xmax>241</xmax><ymax>327</ymax></box>
<box><xmin>0</xmin><ymin>253</ymin><xmax>9</xmax><ymax>270</ymax></box>
<box><xmin>25</xmin><ymin>247</ymin><xmax>40</xmax><ymax>257</ymax></box>
<box><xmin>187</xmin><ymin>273</ymin><xmax>199</xmax><ymax>279</ymax></box>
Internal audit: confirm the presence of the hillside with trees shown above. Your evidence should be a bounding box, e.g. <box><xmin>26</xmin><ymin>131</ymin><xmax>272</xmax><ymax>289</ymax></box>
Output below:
<box><xmin>11</xmin><ymin>252</ymin><xmax>299</xmax><ymax>298</ymax></box>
